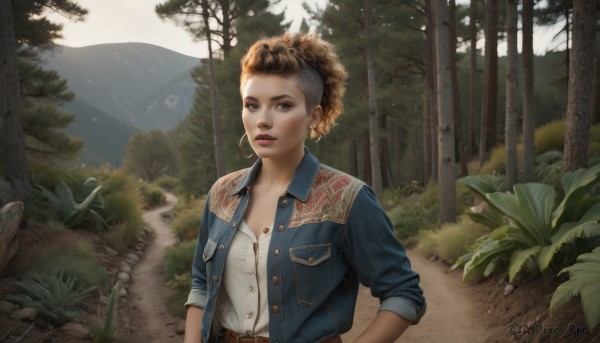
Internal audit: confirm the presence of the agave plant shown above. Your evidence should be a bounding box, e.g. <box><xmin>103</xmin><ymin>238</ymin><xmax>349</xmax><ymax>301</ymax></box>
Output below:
<box><xmin>37</xmin><ymin>177</ymin><xmax>106</xmax><ymax>228</ymax></box>
<box><xmin>454</xmin><ymin>164</ymin><xmax>600</xmax><ymax>283</ymax></box>
<box><xmin>550</xmin><ymin>247</ymin><xmax>600</xmax><ymax>331</ymax></box>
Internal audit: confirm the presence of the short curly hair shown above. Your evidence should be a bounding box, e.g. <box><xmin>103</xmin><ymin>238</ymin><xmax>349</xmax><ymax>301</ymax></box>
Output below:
<box><xmin>240</xmin><ymin>32</ymin><xmax>348</xmax><ymax>139</ymax></box>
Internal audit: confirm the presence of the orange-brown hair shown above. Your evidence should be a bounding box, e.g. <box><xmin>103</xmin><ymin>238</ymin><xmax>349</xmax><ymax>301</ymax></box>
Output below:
<box><xmin>240</xmin><ymin>32</ymin><xmax>348</xmax><ymax>139</ymax></box>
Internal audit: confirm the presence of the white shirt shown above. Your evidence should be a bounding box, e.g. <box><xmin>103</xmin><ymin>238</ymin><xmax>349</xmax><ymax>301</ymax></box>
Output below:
<box><xmin>217</xmin><ymin>220</ymin><xmax>272</xmax><ymax>336</ymax></box>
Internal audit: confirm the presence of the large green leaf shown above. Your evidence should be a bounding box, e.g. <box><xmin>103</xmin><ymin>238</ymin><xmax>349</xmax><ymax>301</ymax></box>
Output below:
<box><xmin>508</xmin><ymin>246</ymin><xmax>541</xmax><ymax>282</ymax></box>
<box><xmin>54</xmin><ymin>181</ymin><xmax>75</xmax><ymax>218</ymax></box>
<box><xmin>463</xmin><ymin>239</ymin><xmax>514</xmax><ymax>282</ymax></box>
<box><xmin>486</xmin><ymin>183</ymin><xmax>555</xmax><ymax>246</ymax></box>
<box><xmin>458</xmin><ymin>175</ymin><xmax>505</xmax><ymax>199</ymax></box>
<box><xmin>64</xmin><ymin>185</ymin><xmax>103</xmax><ymax>228</ymax></box>
<box><xmin>550</xmin><ymin>248</ymin><xmax>600</xmax><ymax>331</ymax></box>
<box><xmin>552</xmin><ymin>163</ymin><xmax>600</xmax><ymax>228</ymax></box>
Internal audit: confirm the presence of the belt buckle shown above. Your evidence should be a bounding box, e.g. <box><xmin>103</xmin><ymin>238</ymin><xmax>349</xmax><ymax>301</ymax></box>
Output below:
<box><xmin>236</xmin><ymin>334</ymin><xmax>258</xmax><ymax>343</ymax></box>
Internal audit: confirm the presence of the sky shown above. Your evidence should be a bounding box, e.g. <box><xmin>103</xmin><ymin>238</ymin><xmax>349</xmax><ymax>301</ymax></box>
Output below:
<box><xmin>49</xmin><ymin>0</ymin><xmax>562</xmax><ymax>58</ymax></box>
<box><xmin>48</xmin><ymin>0</ymin><xmax>328</xmax><ymax>58</ymax></box>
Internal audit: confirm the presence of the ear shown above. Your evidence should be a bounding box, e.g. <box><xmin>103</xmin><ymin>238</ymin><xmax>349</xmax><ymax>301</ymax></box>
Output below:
<box><xmin>309</xmin><ymin>105</ymin><xmax>322</xmax><ymax>128</ymax></box>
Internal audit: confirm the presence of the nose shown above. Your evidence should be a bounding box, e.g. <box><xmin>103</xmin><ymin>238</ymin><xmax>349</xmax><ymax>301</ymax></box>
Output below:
<box><xmin>256</xmin><ymin>108</ymin><xmax>272</xmax><ymax>129</ymax></box>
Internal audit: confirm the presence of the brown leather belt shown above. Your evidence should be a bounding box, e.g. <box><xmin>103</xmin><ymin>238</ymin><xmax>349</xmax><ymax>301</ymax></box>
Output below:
<box><xmin>219</xmin><ymin>328</ymin><xmax>342</xmax><ymax>343</ymax></box>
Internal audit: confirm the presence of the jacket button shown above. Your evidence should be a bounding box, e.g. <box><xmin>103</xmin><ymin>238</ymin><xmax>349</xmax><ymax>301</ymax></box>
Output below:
<box><xmin>281</xmin><ymin>199</ymin><xmax>288</xmax><ymax>208</ymax></box>
<box><xmin>213</xmin><ymin>276</ymin><xmax>219</xmax><ymax>283</ymax></box>
<box><xmin>232</xmin><ymin>222</ymin><xmax>237</xmax><ymax>228</ymax></box>
<box><xmin>271</xmin><ymin>276</ymin><xmax>279</xmax><ymax>285</ymax></box>
<box><xmin>273</xmin><ymin>249</ymin><xmax>280</xmax><ymax>256</ymax></box>
<box><xmin>272</xmin><ymin>305</ymin><xmax>280</xmax><ymax>313</ymax></box>
<box><xmin>277</xmin><ymin>225</ymin><xmax>284</xmax><ymax>232</ymax></box>
<box><xmin>219</xmin><ymin>243</ymin><xmax>225</xmax><ymax>249</ymax></box>
<box><xmin>307</xmin><ymin>256</ymin><xmax>314</xmax><ymax>264</ymax></box>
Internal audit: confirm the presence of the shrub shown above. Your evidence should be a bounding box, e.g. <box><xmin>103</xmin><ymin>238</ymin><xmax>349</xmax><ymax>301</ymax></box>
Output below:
<box><xmin>388</xmin><ymin>183</ymin><xmax>439</xmax><ymax>239</ymax></box>
<box><xmin>137</xmin><ymin>180</ymin><xmax>167</xmax><ymax>209</ymax></box>
<box><xmin>165</xmin><ymin>240</ymin><xmax>197</xmax><ymax>318</ymax></box>
<box><xmin>171</xmin><ymin>208</ymin><xmax>202</xmax><ymax>242</ymax></box>
<box><xmin>551</xmin><ymin>247</ymin><xmax>600</xmax><ymax>331</ymax></box>
<box><xmin>5</xmin><ymin>270</ymin><xmax>94</xmax><ymax>325</ymax></box>
<box><xmin>455</xmin><ymin>164</ymin><xmax>600</xmax><ymax>283</ymax></box>
<box><xmin>104</xmin><ymin>222</ymin><xmax>142</xmax><ymax>254</ymax></box>
<box><xmin>417</xmin><ymin>217</ymin><xmax>488</xmax><ymax>263</ymax></box>
<box><xmin>32</xmin><ymin>235</ymin><xmax>107</xmax><ymax>289</ymax></box>
<box><xmin>153</xmin><ymin>175</ymin><xmax>180</xmax><ymax>192</ymax></box>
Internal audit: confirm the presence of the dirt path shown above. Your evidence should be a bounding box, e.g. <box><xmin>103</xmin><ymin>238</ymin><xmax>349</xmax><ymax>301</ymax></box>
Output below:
<box><xmin>126</xmin><ymin>194</ymin><xmax>489</xmax><ymax>342</ymax></box>
<box><xmin>342</xmin><ymin>250</ymin><xmax>489</xmax><ymax>342</ymax></box>
<box><xmin>126</xmin><ymin>193</ymin><xmax>180</xmax><ymax>343</ymax></box>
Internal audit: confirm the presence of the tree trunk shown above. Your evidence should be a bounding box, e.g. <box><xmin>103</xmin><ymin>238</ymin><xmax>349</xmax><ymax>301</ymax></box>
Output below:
<box><xmin>505</xmin><ymin>0</ymin><xmax>518</xmax><ymax>190</ymax></box>
<box><xmin>479</xmin><ymin>0</ymin><xmax>499</xmax><ymax>166</ymax></box>
<box><xmin>592</xmin><ymin>49</ymin><xmax>600</xmax><ymax>125</ymax></box>
<box><xmin>427</xmin><ymin>0</ymin><xmax>439</xmax><ymax>182</ymax></box>
<box><xmin>563</xmin><ymin>0</ymin><xmax>596</xmax><ymax>172</ymax></box>
<box><xmin>468</xmin><ymin>0</ymin><xmax>477</xmax><ymax>157</ymax></box>
<box><xmin>433</xmin><ymin>0</ymin><xmax>456</xmax><ymax>225</ymax></box>
<box><xmin>0</xmin><ymin>0</ymin><xmax>32</xmax><ymax>203</ymax></box>
<box><xmin>201</xmin><ymin>0</ymin><xmax>225</xmax><ymax>177</ymax></box>
<box><xmin>364</xmin><ymin>0</ymin><xmax>383</xmax><ymax>195</ymax></box>
<box><xmin>362</xmin><ymin>131</ymin><xmax>372</xmax><ymax>184</ymax></box>
<box><xmin>449</xmin><ymin>0</ymin><xmax>467</xmax><ymax>177</ymax></box>
<box><xmin>422</xmin><ymin>89</ymin><xmax>431</xmax><ymax>186</ymax></box>
<box><xmin>349</xmin><ymin>140</ymin><xmax>358</xmax><ymax>177</ymax></box>
<box><xmin>522</xmin><ymin>0</ymin><xmax>535</xmax><ymax>182</ymax></box>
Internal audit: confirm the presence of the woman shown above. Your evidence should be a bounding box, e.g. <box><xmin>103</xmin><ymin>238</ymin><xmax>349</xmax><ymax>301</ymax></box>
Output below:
<box><xmin>184</xmin><ymin>32</ymin><xmax>426</xmax><ymax>343</ymax></box>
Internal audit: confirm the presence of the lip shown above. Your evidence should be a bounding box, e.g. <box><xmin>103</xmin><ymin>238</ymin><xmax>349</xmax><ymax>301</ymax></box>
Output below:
<box><xmin>255</xmin><ymin>134</ymin><xmax>276</xmax><ymax>140</ymax></box>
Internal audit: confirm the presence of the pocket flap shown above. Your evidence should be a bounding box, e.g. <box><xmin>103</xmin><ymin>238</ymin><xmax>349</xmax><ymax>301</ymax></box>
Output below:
<box><xmin>202</xmin><ymin>239</ymin><xmax>217</xmax><ymax>262</ymax></box>
<box><xmin>290</xmin><ymin>244</ymin><xmax>331</xmax><ymax>266</ymax></box>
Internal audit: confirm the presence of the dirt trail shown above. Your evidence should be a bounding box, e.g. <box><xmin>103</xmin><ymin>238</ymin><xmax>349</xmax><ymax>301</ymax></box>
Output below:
<box><xmin>341</xmin><ymin>250</ymin><xmax>489</xmax><ymax>342</ymax></box>
<box><xmin>126</xmin><ymin>193</ymin><xmax>180</xmax><ymax>343</ymax></box>
<box><xmin>128</xmin><ymin>194</ymin><xmax>489</xmax><ymax>342</ymax></box>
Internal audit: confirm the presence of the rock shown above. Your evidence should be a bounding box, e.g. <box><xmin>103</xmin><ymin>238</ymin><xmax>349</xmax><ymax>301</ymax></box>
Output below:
<box><xmin>118</xmin><ymin>272</ymin><xmax>131</xmax><ymax>283</ymax></box>
<box><xmin>120</xmin><ymin>288</ymin><xmax>128</xmax><ymax>297</ymax></box>
<box><xmin>126</xmin><ymin>252</ymin><xmax>139</xmax><ymax>263</ymax></box>
<box><xmin>176</xmin><ymin>319</ymin><xmax>186</xmax><ymax>335</ymax></box>
<box><xmin>11</xmin><ymin>307</ymin><xmax>37</xmax><ymax>321</ymax></box>
<box><xmin>105</xmin><ymin>246</ymin><xmax>119</xmax><ymax>256</ymax></box>
<box><xmin>0</xmin><ymin>202</ymin><xmax>24</xmax><ymax>273</ymax></box>
<box><xmin>99</xmin><ymin>295</ymin><xmax>109</xmax><ymax>305</ymax></box>
<box><xmin>0</xmin><ymin>300</ymin><xmax>16</xmax><ymax>313</ymax></box>
<box><xmin>120</xmin><ymin>263</ymin><xmax>132</xmax><ymax>273</ymax></box>
<box><xmin>61</xmin><ymin>322</ymin><xmax>90</xmax><ymax>338</ymax></box>
<box><xmin>504</xmin><ymin>284</ymin><xmax>515</xmax><ymax>296</ymax></box>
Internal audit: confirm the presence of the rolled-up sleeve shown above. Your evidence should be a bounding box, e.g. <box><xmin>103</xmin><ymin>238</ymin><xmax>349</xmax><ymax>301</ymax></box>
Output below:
<box><xmin>343</xmin><ymin>186</ymin><xmax>426</xmax><ymax>324</ymax></box>
<box><xmin>184</xmin><ymin>192</ymin><xmax>212</xmax><ymax>310</ymax></box>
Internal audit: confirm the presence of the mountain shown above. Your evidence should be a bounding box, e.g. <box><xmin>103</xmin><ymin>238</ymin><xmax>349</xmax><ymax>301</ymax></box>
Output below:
<box><xmin>40</xmin><ymin>43</ymin><xmax>200</xmax><ymax>166</ymax></box>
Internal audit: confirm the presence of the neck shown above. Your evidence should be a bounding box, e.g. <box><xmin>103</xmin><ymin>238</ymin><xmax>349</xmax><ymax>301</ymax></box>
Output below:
<box><xmin>256</xmin><ymin>148</ymin><xmax>305</xmax><ymax>189</ymax></box>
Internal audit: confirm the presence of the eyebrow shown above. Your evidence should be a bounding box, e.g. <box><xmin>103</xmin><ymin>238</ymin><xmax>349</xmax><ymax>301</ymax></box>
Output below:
<box><xmin>244</xmin><ymin>94</ymin><xmax>297</xmax><ymax>102</ymax></box>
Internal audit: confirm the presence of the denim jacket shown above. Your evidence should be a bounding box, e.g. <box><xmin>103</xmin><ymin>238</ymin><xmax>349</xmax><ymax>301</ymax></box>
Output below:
<box><xmin>186</xmin><ymin>149</ymin><xmax>426</xmax><ymax>342</ymax></box>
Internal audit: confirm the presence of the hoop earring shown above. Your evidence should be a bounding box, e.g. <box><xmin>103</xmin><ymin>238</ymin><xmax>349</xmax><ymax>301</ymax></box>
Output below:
<box><xmin>238</xmin><ymin>132</ymin><xmax>254</xmax><ymax>159</ymax></box>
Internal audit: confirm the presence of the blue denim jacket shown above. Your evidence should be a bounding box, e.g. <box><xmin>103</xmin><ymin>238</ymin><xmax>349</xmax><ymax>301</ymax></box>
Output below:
<box><xmin>186</xmin><ymin>149</ymin><xmax>426</xmax><ymax>342</ymax></box>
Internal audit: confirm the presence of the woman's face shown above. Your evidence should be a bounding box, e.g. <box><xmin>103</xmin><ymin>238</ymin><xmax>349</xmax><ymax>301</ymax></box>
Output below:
<box><xmin>241</xmin><ymin>74</ymin><xmax>321</xmax><ymax>161</ymax></box>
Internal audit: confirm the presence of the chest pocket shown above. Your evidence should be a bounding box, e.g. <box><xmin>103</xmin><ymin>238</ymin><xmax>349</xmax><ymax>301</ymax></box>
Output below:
<box><xmin>202</xmin><ymin>239</ymin><xmax>218</xmax><ymax>291</ymax></box>
<box><xmin>290</xmin><ymin>244</ymin><xmax>333</xmax><ymax>307</ymax></box>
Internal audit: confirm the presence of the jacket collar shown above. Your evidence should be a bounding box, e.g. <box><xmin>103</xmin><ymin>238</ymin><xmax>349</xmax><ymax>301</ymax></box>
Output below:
<box><xmin>231</xmin><ymin>147</ymin><xmax>320</xmax><ymax>202</ymax></box>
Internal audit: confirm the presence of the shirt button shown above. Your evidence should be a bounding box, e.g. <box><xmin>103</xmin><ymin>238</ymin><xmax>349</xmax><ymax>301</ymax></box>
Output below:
<box><xmin>271</xmin><ymin>276</ymin><xmax>279</xmax><ymax>285</ymax></box>
<box><xmin>281</xmin><ymin>199</ymin><xmax>288</xmax><ymax>208</ymax></box>
<box><xmin>273</xmin><ymin>249</ymin><xmax>280</xmax><ymax>256</ymax></box>
<box><xmin>277</xmin><ymin>225</ymin><xmax>284</xmax><ymax>232</ymax></box>
<box><xmin>249</xmin><ymin>286</ymin><xmax>255</xmax><ymax>293</ymax></box>
<box><xmin>248</xmin><ymin>270</ymin><xmax>254</xmax><ymax>275</ymax></box>
<box><xmin>272</xmin><ymin>305</ymin><xmax>280</xmax><ymax>313</ymax></box>
<box><xmin>262</xmin><ymin>227</ymin><xmax>270</xmax><ymax>234</ymax></box>
<box><xmin>246</xmin><ymin>311</ymin><xmax>254</xmax><ymax>319</ymax></box>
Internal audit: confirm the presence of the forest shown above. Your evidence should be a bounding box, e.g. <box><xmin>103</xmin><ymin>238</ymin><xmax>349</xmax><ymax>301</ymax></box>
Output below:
<box><xmin>1</xmin><ymin>0</ymin><xmax>600</xmax><ymax>342</ymax></box>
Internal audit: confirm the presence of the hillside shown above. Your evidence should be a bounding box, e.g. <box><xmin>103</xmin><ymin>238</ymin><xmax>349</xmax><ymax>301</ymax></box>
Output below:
<box><xmin>40</xmin><ymin>43</ymin><xmax>200</xmax><ymax>167</ymax></box>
